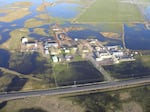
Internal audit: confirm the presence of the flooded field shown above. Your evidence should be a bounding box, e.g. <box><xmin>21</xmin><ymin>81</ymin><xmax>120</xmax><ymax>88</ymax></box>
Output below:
<box><xmin>125</xmin><ymin>24</ymin><xmax>150</xmax><ymax>50</ymax></box>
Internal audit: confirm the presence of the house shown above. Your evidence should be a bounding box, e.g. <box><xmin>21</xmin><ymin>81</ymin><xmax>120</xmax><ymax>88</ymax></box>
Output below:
<box><xmin>45</xmin><ymin>41</ymin><xmax>58</xmax><ymax>48</ymax></box>
<box><xmin>25</xmin><ymin>42</ymin><xmax>37</xmax><ymax>47</ymax></box>
<box><xmin>87</xmin><ymin>39</ymin><xmax>98</xmax><ymax>44</ymax></box>
<box><xmin>95</xmin><ymin>52</ymin><xmax>112</xmax><ymax>61</ymax></box>
<box><xmin>65</xmin><ymin>49</ymin><xmax>70</xmax><ymax>53</ymax></box>
<box><xmin>65</xmin><ymin>55</ymin><xmax>73</xmax><ymax>61</ymax></box>
<box><xmin>71</xmin><ymin>47</ymin><xmax>78</xmax><ymax>54</ymax></box>
<box><xmin>95</xmin><ymin>46</ymin><xmax>103</xmax><ymax>51</ymax></box>
<box><xmin>52</xmin><ymin>56</ymin><xmax>58</xmax><ymax>63</ymax></box>
<box><xmin>82</xmin><ymin>46</ymin><xmax>89</xmax><ymax>53</ymax></box>
<box><xmin>44</xmin><ymin>49</ymin><xmax>50</xmax><ymax>55</ymax></box>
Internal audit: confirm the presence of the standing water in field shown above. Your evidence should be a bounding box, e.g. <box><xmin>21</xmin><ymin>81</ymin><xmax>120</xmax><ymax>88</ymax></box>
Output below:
<box><xmin>124</xmin><ymin>24</ymin><xmax>150</xmax><ymax>50</ymax></box>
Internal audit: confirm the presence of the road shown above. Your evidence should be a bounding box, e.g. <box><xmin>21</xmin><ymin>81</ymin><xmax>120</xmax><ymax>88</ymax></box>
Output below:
<box><xmin>0</xmin><ymin>77</ymin><xmax>150</xmax><ymax>102</ymax></box>
<box><xmin>86</xmin><ymin>54</ymin><xmax>112</xmax><ymax>81</ymax></box>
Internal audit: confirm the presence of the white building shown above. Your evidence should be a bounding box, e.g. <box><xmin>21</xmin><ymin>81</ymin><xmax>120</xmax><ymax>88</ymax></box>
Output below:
<box><xmin>112</xmin><ymin>51</ymin><xmax>124</xmax><ymax>57</ymax></box>
<box><xmin>65</xmin><ymin>55</ymin><xmax>73</xmax><ymax>61</ymax></box>
<box><xmin>106</xmin><ymin>46</ymin><xmax>119</xmax><ymax>51</ymax></box>
<box><xmin>95</xmin><ymin>46</ymin><xmax>103</xmax><ymax>51</ymax></box>
<box><xmin>44</xmin><ymin>49</ymin><xmax>50</xmax><ymax>55</ymax></box>
<box><xmin>25</xmin><ymin>42</ymin><xmax>37</xmax><ymax>47</ymax></box>
<box><xmin>95</xmin><ymin>52</ymin><xmax>112</xmax><ymax>61</ymax></box>
<box><xmin>82</xmin><ymin>46</ymin><xmax>89</xmax><ymax>53</ymax></box>
<box><xmin>65</xmin><ymin>49</ymin><xmax>70</xmax><ymax>53</ymax></box>
<box><xmin>21</xmin><ymin>37</ymin><xmax>28</xmax><ymax>44</ymax></box>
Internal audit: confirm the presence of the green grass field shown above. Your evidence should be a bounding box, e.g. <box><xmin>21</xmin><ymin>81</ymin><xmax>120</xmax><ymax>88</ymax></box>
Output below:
<box><xmin>76</xmin><ymin>0</ymin><xmax>144</xmax><ymax>23</ymax></box>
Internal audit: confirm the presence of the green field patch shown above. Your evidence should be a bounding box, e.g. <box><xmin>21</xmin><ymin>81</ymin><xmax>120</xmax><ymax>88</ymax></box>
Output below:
<box><xmin>76</xmin><ymin>0</ymin><xmax>144</xmax><ymax>23</ymax></box>
<box><xmin>53</xmin><ymin>61</ymin><xmax>104</xmax><ymax>86</ymax></box>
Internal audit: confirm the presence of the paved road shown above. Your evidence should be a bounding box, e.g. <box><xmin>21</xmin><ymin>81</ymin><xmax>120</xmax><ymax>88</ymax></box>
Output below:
<box><xmin>0</xmin><ymin>77</ymin><xmax>150</xmax><ymax>102</ymax></box>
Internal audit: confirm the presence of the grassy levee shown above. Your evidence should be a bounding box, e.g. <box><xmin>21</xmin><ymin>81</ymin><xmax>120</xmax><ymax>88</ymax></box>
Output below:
<box><xmin>76</xmin><ymin>0</ymin><xmax>144</xmax><ymax>23</ymax></box>
<box><xmin>0</xmin><ymin>67</ymin><xmax>41</xmax><ymax>81</ymax></box>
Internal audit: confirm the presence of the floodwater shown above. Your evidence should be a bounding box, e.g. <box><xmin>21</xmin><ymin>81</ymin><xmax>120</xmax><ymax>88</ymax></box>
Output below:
<box><xmin>67</xmin><ymin>29</ymin><xmax>123</xmax><ymax>46</ymax></box>
<box><xmin>0</xmin><ymin>0</ymin><xmax>150</xmax><ymax>48</ymax></box>
<box><xmin>46</xmin><ymin>3</ymin><xmax>80</xmax><ymax>19</ymax></box>
<box><xmin>0</xmin><ymin>0</ymin><xmax>81</xmax><ymax>43</ymax></box>
<box><xmin>124</xmin><ymin>24</ymin><xmax>150</xmax><ymax>50</ymax></box>
<box><xmin>0</xmin><ymin>49</ymin><xmax>10</xmax><ymax>68</ymax></box>
<box><xmin>145</xmin><ymin>6</ymin><xmax>150</xmax><ymax>20</ymax></box>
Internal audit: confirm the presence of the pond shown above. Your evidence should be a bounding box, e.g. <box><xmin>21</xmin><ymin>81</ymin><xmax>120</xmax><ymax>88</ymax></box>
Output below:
<box><xmin>6</xmin><ymin>76</ymin><xmax>28</xmax><ymax>92</ymax></box>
